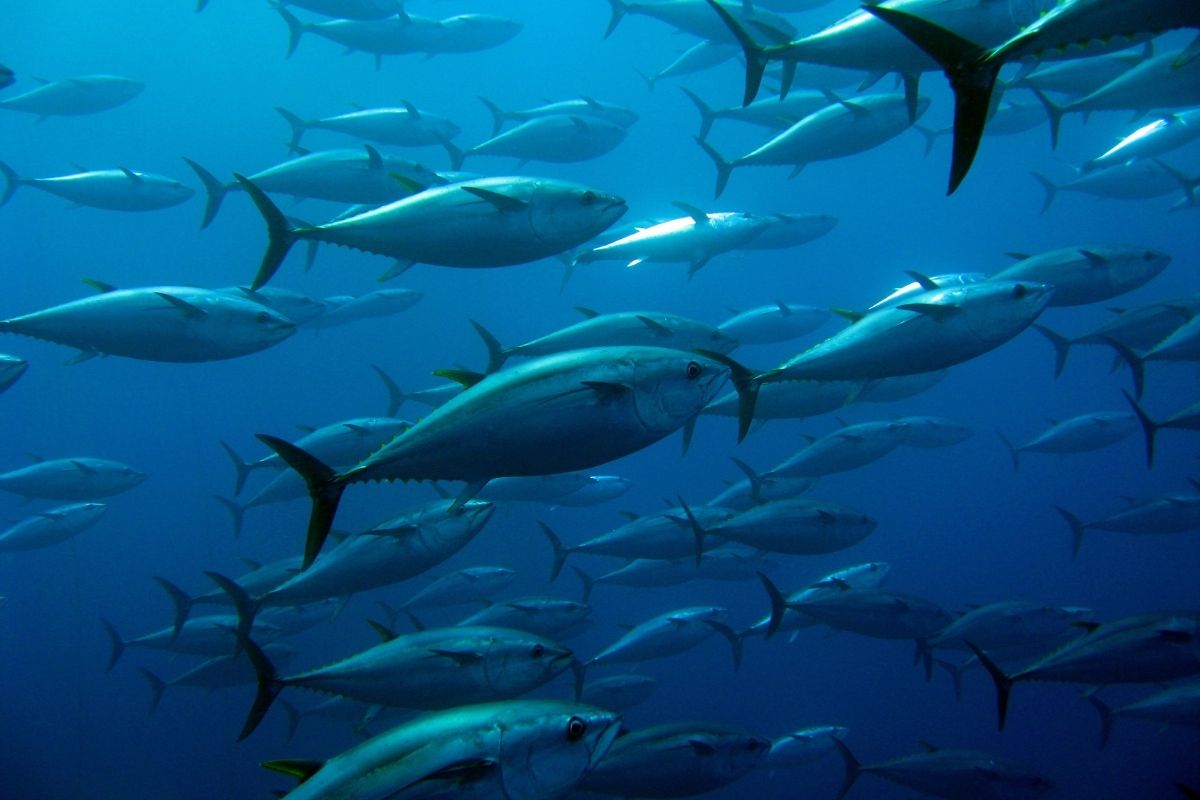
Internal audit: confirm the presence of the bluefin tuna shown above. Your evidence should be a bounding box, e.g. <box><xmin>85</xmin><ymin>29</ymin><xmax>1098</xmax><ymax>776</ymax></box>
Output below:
<box><xmin>0</xmin><ymin>457</ymin><xmax>143</xmax><ymax>500</ymax></box>
<box><xmin>259</xmin><ymin>700</ymin><xmax>620</xmax><ymax>800</ymax></box>
<box><xmin>0</xmin><ymin>502</ymin><xmax>107</xmax><ymax>552</ymax></box>
<box><xmin>0</xmin><ymin>74</ymin><xmax>143</xmax><ymax>118</ymax></box>
<box><xmin>0</xmin><ymin>283</ymin><xmax>295</xmax><ymax>362</ymax></box>
<box><xmin>579</xmin><ymin>721</ymin><xmax>770</xmax><ymax>797</ymax></box>
<box><xmin>259</xmin><ymin>346</ymin><xmax>746</xmax><ymax>567</ymax></box>
<box><xmin>238</xmin><ymin>173</ymin><xmax>626</xmax><ymax>288</ymax></box>
<box><xmin>0</xmin><ymin>163</ymin><xmax>192</xmax><ymax>210</ymax></box>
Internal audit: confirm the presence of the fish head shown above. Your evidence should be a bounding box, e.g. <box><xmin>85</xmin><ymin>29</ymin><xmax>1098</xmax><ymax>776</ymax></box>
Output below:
<box><xmin>629</xmin><ymin>350</ymin><xmax>728</xmax><ymax>436</ymax></box>
<box><xmin>959</xmin><ymin>281</ymin><xmax>1054</xmax><ymax>341</ymax></box>
<box><xmin>244</xmin><ymin>305</ymin><xmax>299</xmax><ymax>346</ymax></box>
<box><xmin>530</xmin><ymin>183</ymin><xmax>627</xmax><ymax>250</ymax></box>
<box><xmin>498</xmin><ymin>703</ymin><xmax>622</xmax><ymax>800</ymax></box>
<box><xmin>484</xmin><ymin>631</ymin><xmax>575</xmax><ymax>693</ymax></box>
<box><xmin>163</xmin><ymin>178</ymin><xmax>195</xmax><ymax>204</ymax></box>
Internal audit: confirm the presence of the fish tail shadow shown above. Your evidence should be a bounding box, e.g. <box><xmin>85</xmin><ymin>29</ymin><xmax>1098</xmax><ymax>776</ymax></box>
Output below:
<box><xmin>570</xmin><ymin>659</ymin><xmax>586</xmax><ymax>701</ymax></box>
<box><xmin>0</xmin><ymin>160</ymin><xmax>22</xmax><ymax>205</ymax></box>
<box><xmin>914</xmin><ymin>638</ymin><xmax>933</xmax><ymax>681</ymax></box>
<box><xmin>1101</xmin><ymin>336</ymin><xmax>1145</xmax><ymax>400</ymax></box>
<box><xmin>1030</xmin><ymin>172</ymin><xmax>1058</xmax><ymax>215</ymax></box>
<box><xmin>694</xmin><ymin>349</ymin><xmax>759</xmax><ymax>442</ymax></box>
<box><xmin>966</xmin><ymin>642</ymin><xmax>1014</xmax><ymax>731</ymax></box>
<box><xmin>153</xmin><ymin>575</ymin><xmax>194</xmax><ymax>640</ymax></box>
<box><xmin>538</xmin><ymin>521</ymin><xmax>569</xmax><ymax>582</ymax></box>
<box><xmin>205</xmin><ymin>570</ymin><xmax>261</xmax><ymax>640</ymax></box>
<box><xmin>1027</xmin><ymin>86</ymin><xmax>1065</xmax><ymax>151</ymax></box>
<box><xmin>757</xmin><ymin>571</ymin><xmax>787</xmax><ymax>639</ymax></box>
<box><xmin>676</xmin><ymin>496</ymin><xmax>706</xmax><ymax>565</ymax></box>
<box><xmin>1053</xmin><ymin>505</ymin><xmax>1086</xmax><ymax>558</ymax></box>
<box><xmin>701</xmin><ymin>0</ymin><xmax>767</xmax><ymax>105</ymax></box>
<box><xmin>1087</xmin><ymin>694</ymin><xmax>1115</xmax><ymax>749</ymax></box>
<box><xmin>693</xmin><ymin>136</ymin><xmax>734</xmax><ymax>199</ymax></box>
<box><xmin>995</xmin><ymin>431</ymin><xmax>1020</xmax><ymax>473</ymax></box>
<box><xmin>570</xmin><ymin>565</ymin><xmax>594</xmax><ymax>604</ymax></box>
<box><xmin>234</xmin><ymin>630</ymin><xmax>285</xmax><ymax>742</ymax></box>
<box><xmin>213</xmin><ymin>495</ymin><xmax>246</xmax><ymax>539</ymax></box>
<box><xmin>138</xmin><ymin>668</ymin><xmax>167</xmax><ymax>714</ymax></box>
<box><xmin>730</xmin><ymin>458</ymin><xmax>765</xmax><ymax>504</ymax></box>
<box><xmin>252</xmin><ymin>435</ymin><xmax>343</xmax><ymax>569</ymax></box>
<box><xmin>101</xmin><ymin>617</ymin><xmax>126</xmax><ymax>672</ymax></box>
<box><xmin>469</xmin><ymin>318</ymin><xmax>507</xmax><ymax>373</ymax></box>
<box><xmin>440</xmin><ymin>137</ymin><xmax>465</xmax><ymax>171</ymax></box>
<box><xmin>182</xmin><ymin>157</ymin><xmax>227</xmax><ymax>229</ymax></box>
<box><xmin>832</xmin><ymin>738</ymin><xmax>862</xmax><ymax>800</ymax></box>
<box><xmin>603</xmin><ymin>0</ymin><xmax>628</xmax><ymax>38</ymax></box>
<box><xmin>235</xmin><ymin>173</ymin><xmax>300</xmax><ymax>291</ymax></box>
<box><xmin>478</xmin><ymin>96</ymin><xmax>506</xmax><ymax>137</ymax></box>
<box><xmin>1031</xmin><ymin>324</ymin><xmax>1070</xmax><ymax>378</ymax></box>
<box><xmin>679</xmin><ymin>87</ymin><xmax>715</xmax><ymax>141</ymax></box>
<box><xmin>863</xmin><ymin>5</ymin><xmax>996</xmax><ymax>194</ymax></box>
<box><xmin>275</xmin><ymin>5</ymin><xmax>306</xmax><ymax>58</ymax></box>
<box><xmin>274</xmin><ymin>106</ymin><xmax>308</xmax><ymax>154</ymax></box>
<box><xmin>633</xmin><ymin>67</ymin><xmax>656</xmax><ymax>93</ymax></box>
<box><xmin>934</xmin><ymin>657</ymin><xmax>965</xmax><ymax>702</ymax></box>
<box><xmin>706</xmin><ymin>620</ymin><xmax>743</xmax><ymax>671</ymax></box>
<box><xmin>1122</xmin><ymin>389</ymin><xmax>1158</xmax><ymax>468</ymax></box>
<box><xmin>372</xmin><ymin>364</ymin><xmax>406</xmax><ymax>416</ymax></box>
<box><xmin>278</xmin><ymin>698</ymin><xmax>301</xmax><ymax>742</ymax></box>
<box><xmin>218</xmin><ymin>439</ymin><xmax>255</xmax><ymax>496</ymax></box>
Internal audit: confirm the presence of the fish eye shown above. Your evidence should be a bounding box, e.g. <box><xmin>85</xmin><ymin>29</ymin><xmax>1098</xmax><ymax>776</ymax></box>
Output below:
<box><xmin>685</xmin><ymin>361</ymin><xmax>701</xmax><ymax>379</ymax></box>
<box><xmin>1011</xmin><ymin>284</ymin><xmax>1027</xmax><ymax>300</ymax></box>
<box><xmin>581</xmin><ymin>190</ymin><xmax>596</xmax><ymax>205</ymax></box>
<box><xmin>256</xmin><ymin>311</ymin><xmax>271</xmax><ymax>323</ymax></box>
<box><xmin>566</xmin><ymin>716</ymin><xmax>587</xmax><ymax>742</ymax></box>
<box><xmin>1144</xmin><ymin>251</ymin><xmax>1155</xmax><ymax>261</ymax></box>
<box><xmin>530</xmin><ymin>644</ymin><xmax>545</xmax><ymax>659</ymax></box>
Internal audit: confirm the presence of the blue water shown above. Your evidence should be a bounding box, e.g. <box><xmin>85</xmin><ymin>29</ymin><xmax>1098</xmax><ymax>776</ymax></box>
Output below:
<box><xmin>2</xmin><ymin>1</ymin><xmax>1198</xmax><ymax>798</ymax></box>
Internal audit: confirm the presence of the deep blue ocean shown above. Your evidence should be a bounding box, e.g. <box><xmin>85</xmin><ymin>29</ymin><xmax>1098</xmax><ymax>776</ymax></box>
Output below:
<box><xmin>2</xmin><ymin>1</ymin><xmax>1199</xmax><ymax>798</ymax></box>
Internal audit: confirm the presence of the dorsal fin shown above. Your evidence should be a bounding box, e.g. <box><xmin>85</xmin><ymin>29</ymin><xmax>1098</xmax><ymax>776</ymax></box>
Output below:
<box><xmin>357</xmin><ymin>145</ymin><xmax>382</xmax><ymax>171</ymax></box>
<box><xmin>574</xmin><ymin>305</ymin><xmax>601</xmax><ymax>319</ymax></box>
<box><xmin>1005</xmin><ymin>252</ymin><xmax>1031</xmax><ymax>261</ymax></box>
<box><xmin>401</xmin><ymin>99</ymin><xmax>420</xmax><ymax>118</ymax></box>
<box><xmin>831</xmin><ymin>307</ymin><xmax>863</xmax><ymax>324</ymax></box>
<box><xmin>774</xmin><ymin>300</ymin><xmax>791</xmax><ymax>316</ymax></box>
<box><xmin>120</xmin><ymin>167</ymin><xmax>143</xmax><ymax>183</ymax></box>
<box><xmin>672</xmin><ymin>201</ymin><xmax>709</xmax><ymax>225</ymax></box>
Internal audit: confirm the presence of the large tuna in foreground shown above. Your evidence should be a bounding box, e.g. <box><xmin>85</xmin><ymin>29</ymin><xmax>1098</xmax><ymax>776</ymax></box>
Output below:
<box><xmin>238</xmin><ymin>174</ymin><xmax>626</xmax><ymax>288</ymax></box>
<box><xmin>258</xmin><ymin>346</ymin><xmax>752</xmax><ymax>567</ymax></box>
<box><xmin>261</xmin><ymin>700</ymin><xmax>621</xmax><ymax>800</ymax></box>
<box><xmin>0</xmin><ymin>284</ymin><xmax>296</xmax><ymax>362</ymax></box>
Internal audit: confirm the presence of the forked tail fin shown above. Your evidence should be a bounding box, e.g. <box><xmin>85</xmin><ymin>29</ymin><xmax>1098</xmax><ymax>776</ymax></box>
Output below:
<box><xmin>254</xmin><ymin>434</ymin><xmax>344</xmax><ymax>568</ymax></box>
<box><xmin>863</xmin><ymin>5</ymin><xmax>996</xmax><ymax>194</ymax></box>
<box><xmin>235</xmin><ymin>174</ymin><xmax>301</xmax><ymax>291</ymax></box>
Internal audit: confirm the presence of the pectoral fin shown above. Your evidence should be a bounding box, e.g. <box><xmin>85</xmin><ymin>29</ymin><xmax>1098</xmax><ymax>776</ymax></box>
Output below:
<box><xmin>428</xmin><ymin>648</ymin><xmax>485</xmax><ymax>666</ymax></box>
<box><xmin>461</xmin><ymin>185</ymin><xmax>527</xmax><ymax>211</ymax></box>
<box><xmin>897</xmin><ymin>302</ymin><xmax>959</xmax><ymax>320</ymax></box>
<box><xmin>155</xmin><ymin>292</ymin><xmax>208</xmax><ymax>318</ymax></box>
